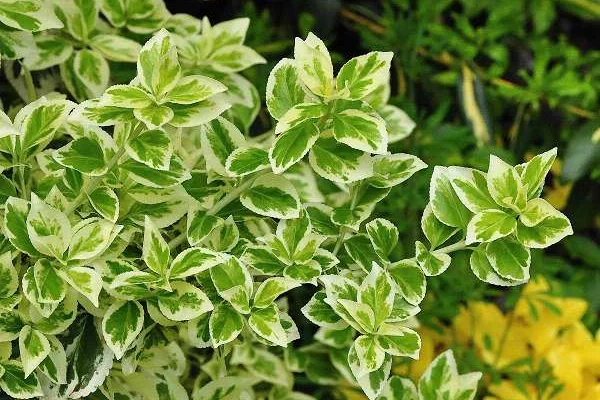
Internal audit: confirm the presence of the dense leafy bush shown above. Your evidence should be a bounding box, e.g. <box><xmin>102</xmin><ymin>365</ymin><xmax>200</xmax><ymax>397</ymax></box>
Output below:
<box><xmin>0</xmin><ymin>1</ymin><xmax>590</xmax><ymax>399</ymax></box>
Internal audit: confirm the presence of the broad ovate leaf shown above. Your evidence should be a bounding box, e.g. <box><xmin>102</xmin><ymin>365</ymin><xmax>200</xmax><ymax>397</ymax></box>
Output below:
<box><xmin>266</xmin><ymin>58</ymin><xmax>312</xmax><ymax>120</ymax></box>
<box><xmin>18</xmin><ymin>325</ymin><xmax>50</xmax><ymax>377</ymax></box>
<box><xmin>101</xmin><ymin>300</ymin><xmax>144</xmax><ymax>360</ymax></box>
<box><xmin>368</xmin><ymin>153</ymin><xmax>427</xmax><ymax>188</ymax></box>
<box><xmin>309</xmin><ymin>138</ymin><xmax>373</xmax><ymax>183</ymax></box>
<box><xmin>137</xmin><ymin>29</ymin><xmax>181</xmax><ymax>99</ymax></box>
<box><xmin>429</xmin><ymin>166</ymin><xmax>472</xmax><ymax>229</ymax></box>
<box><xmin>26</xmin><ymin>193</ymin><xmax>72</xmax><ymax>259</ymax></box>
<box><xmin>465</xmin><ymin>209</ymin><xmax>516</xmax><ymax>244</ymax></box>
<box><xmin>486</xmin><ymin>155</ymin><xmax>527</xmax><ymax>213</ymax></box>
<box><xmin>336</xmin><ymin>51</ymin><xmax>393</xmax><ymax>100</ymax></box>
<box><xmin>142</xmin><ymin>216</ymin><xmax>170</xmax><ymax>276</ymax></box>
<box><xmin>293</xmin><ymin>33</ymin><xmax>334</xmax><ymax>97</ymax></box>
<box><xmin>240</xmin><ymin>173</ymin><xmax>301</xmax><ymax>219</ymax></box>
<box><xmin>158</xmin><ymin>281</ymin><xmax>213</xmax><ymax>321</ymax></box>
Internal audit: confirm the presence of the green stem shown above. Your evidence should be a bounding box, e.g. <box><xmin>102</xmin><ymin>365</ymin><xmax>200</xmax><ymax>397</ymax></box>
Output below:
<box><xmin>435</xmin><ymin>240</ymin><xmax>467</xmax><ymax>254</ymax></box>
<box><xmin>21</xmin><ymin>64</ymin><xmax>37</xmax><ymax>103</ymax></box>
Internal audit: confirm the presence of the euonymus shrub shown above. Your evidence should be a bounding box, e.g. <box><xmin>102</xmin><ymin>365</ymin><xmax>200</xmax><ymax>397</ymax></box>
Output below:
<box><xmin>0</xmin><ymin>5</ymin><xmax>573</xmax><ymax>400</ymax></box>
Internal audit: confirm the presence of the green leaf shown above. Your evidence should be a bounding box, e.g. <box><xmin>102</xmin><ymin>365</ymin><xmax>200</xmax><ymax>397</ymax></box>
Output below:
<box><xmin>143</xmin><ymin>216</ymin><xmax>170</xmax><ymax>276</ymax></box>
<box><xmin>418</xmin><ymin>350</ymin><xmax>457</xmax><ymax>400</ymax></box>
<box><xmin>352</xmin><ymin>335</ymin><xmax>386</xmax><ymax>376</ymax></box>
<box><xmin>415</xmin><ymin>241</ymin><xmax>451</xmax><ymax>276</ymax></box>
<box><xmin>0</xmin><ymin>0</ymin><xmax>62</xmax><ymax>31</ymax></box>
<box><xmin>187</xmin><ymin>208</ymin><xmax>221</xmax><ymax>247</ymax></box>
<box><xmin>254</xmin><ymin>277</ymin><xmax>301</xmax><ymax>309</ymax></box>
<box><xmin>54</xmin><ymin>137</ymin><xmax>106</xmax><ymax>175</ymax></box>
<box><xmin>429</xmin><ymin>166</ymin><xmax>472</xmax><ymax>229</ymax></box>
<box><xmin>348</xmin><ymin>346</ymin><xmax>391</xmax><ymax>400</ymax></box>
<box><xmin>486</xmin><ymin>155</ymin><xmax>527</xmax><ymax>212</ymax></box>
<box><xmin>158</xmin><ymin>281</ymin><xmax>213</xmax><ymax>321</ymax></box>
<box><xmin>72</xmin><ymin>99</ymin><xmax>135</xmax><ymax>126</ymax></box>
<box><xmin>337</xmin><ymin>299</ymin><xmax>377</xmax><ymax>333</ymax></box>
<box><xmin>169</xmin><ymin>97</ymin><xmax>231</xmax><ymax>128</ymax></box>
<box><xmin>165</xmin><ymin>75</ymin><xmax>227</xmax><ymax>104</ymax></box>
<box><xmin>368</xmin><ymin>153</ymin><xmax>427</xmax><ymax>188</ymax></box>
<box><xmin>4</xmin><ymin>197</ymin><xmax>41</xmax><ymax>257</ymax></box>
<box><xmin>26</xmin><ymin>193</ymin><xmax>72</xmax><ymax>259</ymax></box>
<box><xmin>275</xmin><ymin>102</ymin><xmax>326</xmax><ymax>135</ymax></box>
<box><xmin>344</xmin><ymin>234</ymin><xmax>380</xmax><ymax>272</ymax></box>
<box><xmin>226</xmin><ymin>146</ymin><xmax>270</xmax><ymax>177</ymax></box>
<box><xmin>270</xmin><ymin>120</ymin><xmax>320</xmax><ymax>173</ymax></box>
<box><xmin>448</xmin><ymin>166</ymin><xmax>498</xmax><ymax>212</ymax></box>
<box><xmin>420</xmin><ymin>204</ymin><xmax>456</xmax><ymax>249</ymax></box>
<box><xmin>0</xmin><ymin>252</ymin><xmax>18</xmax><ymax>298</ymax></box>
<box><xmin>301</xmin><ymin>291</ymin><xmax>346</xmax><ymax>329</ymax></box>
<box><xmin>210</xmin><ymin>256</ymin><xmax>253</xmax><ymax>314</ymax></box>
<box><xmin>0</xmin><ymin>309</ymin><xmax>24</xmax><ymax>342</ymax></box>
<box><xmin>38</xmin><ymin>335</ymin><xmax>66</xmax><ymax>384</ymax></box>
<box><xmin>32</xmin><ymin>259</ymin><xmax>65</xmax><ymax>303</ymax></box>
<box><xmin>0</xmin><ymin>360</ymin><xmax>42</xmax><ymax>399</ymax></box>
<box><xmin>336</xmin><ymin>51</ymin><xmax>393</xmax><ymax>100</ymax></box>
<box><xmin>68</xmin><ymin>219</ymin><xmax>116</xmax><ymax>260</ymax></box>
<box><xmin>309</xmin><ymin>137</ymin><xmax>373</xmax><ymax>183</ymax></box>
<box><xmin>376</xmin><ymin>322</ymin><xmax>420</xmax><ymax>359</ymax></box>
<box><xmin>87</xmin><ymin>186</ymin><xmax>119</xmax><ymax>222</ymax></box>
<box><xmin>23</xmin><ymin>34</ymin><xmax>73</xmax><ymax>70</ymax></box>
<box><xmin>101</xmin><ymin>300</ymin><xmax>144</xmax><ymax>359</ymax></box>
<box><xmin>240</xmin><ymin>173</ymin><xmax>301</xmax><ymax>219</ymax></box>
<box><xmin>209</xmin><ymin>44</ymin><xmax>266</xmax><ymax>73</ymax></box>
<box><xmin>16</xmin><ymin>98</ymin><xmax>73</xmax><ymax>155</ymax></box>
<box><xmin>366</xmin><ymin>218</ymin><xmax>398</xmax><ymax>259</ymax></box>
<box><xmin>266</xmin><ymin>58</ymin><xmax>313</xmax><ymax>120</ymax></box>
<box><xmin>248</xmin><ymin>303</ymin><xmax>288</xmax><ymax>347</ymax></box>
<box><xmin>516</xmin><ymin>148</ymin><xmax>557</xmax><ymax>200</ymax></box>
<box><xmin>209</xmin><ymin>303</ymin><xmax>244</xmax><ymax>347</ymax></box>
<box><xmin>133</xmin><ymin>103</ymin><xmax>174</xmax><ymax>129</ymax></box>
<box><xmin>57</xmin><ymin>266</ymin><xmax>102</xmax><ymax>307</ymax></box>
<box><xmin>465</xmin><ymin>209</ymin><xmax>516</xmax><ymax>244</ymax></box>
<box><xmin>358</xmin><ymin>263</ymin><xmax>395</xmax><ymax>327</ymax></box>
<box><xmin>18</xmin><ymin>325</ymin><xmax>50</xmax><ymax>377</ymax></box>
<box><xmin>332</xmin><ymin>186</ymin><xmax>390</xmax><ymax>231</ymax></box>
<box><xmin>294</xmin><ymin>33</ymin><xmax>334</xmax><ymax>97</ymax></box>
<box><xmin>73</xmin><ymin>49</ymin><xmax>109</xmax><ymax>97</ymax></box>
<box><xmin>485</xmin><ymin>238</ymin><xmax>530</xmax><ymax>281</ymax></box>
<box><xmin>388</xmin><ymin>260</ymin><xmax>426</xmax><ymax>306</ymax></box>
<box><xmin>241</xmin><ymin>246</ymin><xmax>285</xmax><ymax>275</ymax></box>
<box><xmin>126</xmin><ymin>128</ymin><xmax>173</xmax><ymax>170</ymax></box>
<box><xmin>168</xmin><ymin>246</ymin><xmax>221</xmax><ymax>279</ymax></box>
<box><xmin>379</xmin><ymin>105</ymin><xmax>416</xmax><ymax>143</ymax></box>
<box><xmin>332</xmin><ymin>101</ymin><xmax>387</xmax><ymax>154</ymax></box>
<box><xmin>470</xmin><ymin>245</ymin><xmax>523</xmax><ymax>286</ymax></box>
<box><xmin>379</xmin><ymin>376</ymin><xmax>418</xmax><ymax>400</ymax></box>
<box><xmin>103</xmin><ymin>84</ymin><xmax>154</xmax><ymax>108</ymax></box>
<box><xmin>516</xmin><ymin>201</ymin><xmax>572</xmax><ymax>248</ymax></box>
<box><xmin>137</xmin><ymin>29</ymin><xmax>181</xmax><ymax>99</ymax></box>
<box><xmin>120</xmin><ymin>154</ymin><xmax>191</xmax><ymax>188</ymax></box>
<box><xmin>89</xmin><ymin>33</ymin><xmax>142</xmax><ymax>62</ymax></box>
<box><xmin>201</xmin><ymin>116</ymin><xmax>246</xmax><ymax>176</ymax></box>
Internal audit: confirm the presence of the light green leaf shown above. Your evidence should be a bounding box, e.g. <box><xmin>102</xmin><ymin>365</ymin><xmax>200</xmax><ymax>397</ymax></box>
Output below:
<box><xmin>169</xmin><ymin>97</ymin><xmax>231</xmax><ymax>128</ymax></box>
<box><xmin>133</xmin><ymin>103</ymin><xmax>174</xmax><ymax>129</ymax></box>
<box><xmin>126</xmin><ymin>128</ymin><xmax>173</xmax><ymax>170</ymax></box>
<box><xmin>465</xmin><ymin>209</ymin><xmax>516</xmax><ymax>244</ymax></box>
<box><xmin>376</xmin><ymin>322</ymin><xmax>420</xmax><ymax>358</ymax></box>
<box><xmin>26</xmin><ymin>193</ymin><xmax>72</xmax><ymax>259</ymax></box>
<box><xmin>143</xmin><ymin>216</ymin><xmax>170</xmax><ymax>276</ymax></box>
<box><xmin>275</xmin><ymin>102</ymin><xmax>326</xmax><ymax>135</ymax></box>
<box><xmin>101</xmin><ymin>300</ymin><xmax>144</xmax><ymax>359</ymax></box>
<box><xmin>485</xmin><ymin>238</ymin><xmax>530</xmax><ymax>281</ymax></box>
<box><xmin>32</xmin><ymin>259</ymin><xmax>65</xmax><ymax>303</ymax></box>
<box><xmin>254</xmin><ymin>277</ymin><xmax>301</xmax><ymax>309</ymax></box>
<box><xmin>294</xmin><ymin>33</ymin><xmax>334</xmax><ymax>97</ymax></box>
<box><xmin>169</xmin><ymin>246</ymin><xmax>221</xmax><ymax>280</ymax></box>
<box><xmin>0</xmin><ymin>360</ymin><xmax>43</xmax><ymax>399</ymax></box>
<box><xmin>240</xmin><ymin>173</ymin><xmax>301</xmax><ymax>219</ymax></box>
<box><xmin>16</xmin><ymin>97</ymin><xmax>73</xmax><ymax>155</ymax></box>
<box><xmin>301</xmin><ymin>291</ymin><xmax>346</xmax><ymax>329</ymax></box>
<box><xmin>368</xmin><ymin>153</ymin><xmax>427</xmax><ymax>188</ymax></box>
<box><xmin>309</xmin><ymin>138</ymin><xmax>373</xmax><ymax>183</ymax></box>
<box><xmin>137</xmin><ymin>29</ymin><xmax>181</xmax><ymax>99</ymax></box>
<box><xmin>270</xmin><ymin>120</ymin><xmax>320</xmax><ymax>174</ymax></box>
<box><xmin>348</xmin><ymin>347</ymin><xmax>391</xmax><ymax>400</ymax></box>
<box><xmin>57</xmin><ymin>266</ymin><xmax>102</xmax><ymax>307</ymax></box>
<box><xmin>23</xmin><ymin>34</ymin><xmax>72</xmax><ymax>70</ymax></box>
<box><xmin>366</xmin><ymin>218</ymin><xmax>398</xmax><ymax>259</ymax></box>
<box><xmin>336</xmin><ymin>51</ymin><xmax>393</xmax><ymax>100</ymax></box>
<box><xmin>89</xmin><ymin>33</ymin><xmax>142</xmax><ymax>62</ymax></box>
<box><xmin>388</xmin><ymin>260</ymin><xmax>426</xmax><ymax>306</ymax></box>
<box><xmin>415</xmin><ymin>241</ymin><xmax>451</xmax><ymax>276</ymax></box>
<box><xmin>486</xmin><ymin>155</ymin><xmax>527</xmax><ymax>212</ymax></box>
<box><xmin>204</xmin><ymin>216</ymin><xmax>239</xmax><ymax>252</ymax></box>
<box><xmin>516</xmin><ymin>202</ymin><xmax>572</xmax><ymax>248</ymax></box>
<box><xmin>73</xmin><ymin>49</ymin><xmax>109</xmax><ymax>98</ymax></box>
<box><xmin>266</xmin><ymin>58</ymin><xmax>312</xmax><ymax>120</ymax></box>
<box><xmin>379</xmin><ymin>376</ymin><xmax>418</xmax><ymax>400</ymax></box>
<box><xmin>352</xmin><ymin>335</ymin><xmax>386</xmax><ymax>376</ymax></box>
<box><xmin>337</xmin><ymin>299</ymin><xmax>377</xmax><ymax>333</ymax></box>
<box><xmin>38</xmin><ymin>335</ymin><xmax>66</xmax><ymax>384</ymax></box>
<box><xmin>0</xmin><ymin>252</ymin><xmax>18</xmax><ymax>298</ymax></box>
<box><xmin>4</xmin><ymin>197</ymin><xmax>41</xmax><ymax>257</ymax></box>
<box><xmin>68</xmin><ymin>219</ymin><xmax>116</xmax><ymax>260</ymax></box>
<box><xmin>0</xmin><ymin>0</ymin><xmax>62</xmax><ymax>31</ymax></box>
<box><xmin>331</xmin><ymin>186</ymin><xmax>390</xmax><ymax>231</ymax></box>
<box><xmin>201</xmin><ymin>116</ymin><xmax>246</xmax><ymax>176</ymax></box>
<box><xmin>87</xmin><ymin>186</ymin><xmax>119</xmax><ymax>222</ymax></box>
<box><xmin>448</xmin><ymin>167</ymin><xmax>498</xmax><ymax>213</ymax></box>
<box><xmin>469</xmin><ymin>245</ymin><xmax>523</xmax><ymax>286</ymax></box>
<box><xmin>226</xmin><ymin>146</ymin><xmax>270</xmax><ymax>177</ymax></box>
<box><xmin>71</xmin><ymin>99</ymin><xmax>135</xmax><ymax>126</ymax></box>
<box><xmin>248</xmin><ymin>303</ymin><xmax>288</xmax><ymax>347</ymax></box>
<box><xmin>164</xmin><ymin>75</ymin><xmax>227</xmax><ymax>104</ymax></box>
<box><xmin>209</xmin><ymin>44</ymin><xmax>266</xmax><ymax>73</ymax></box>
<box><xmin>331</xmin><ymin>103</ymin><xmax>387</xmax><ymax>154</ymax></box>
<box><xmin>18</xmin><ymin>325</ymin><xmax>50</xmax><ymax>377</ymax></box>
<box><xmin>187</xmin><ymin>208</ymin><xmax>221</xmax><ymax>246</ymax></box>
<box><xmin>420</xmin><ymin>203</ymin><xmax>456</xmax><ymax>249</ymax></box>
<box><xmin>158</xmin><ymin>281</ymin><xmax>213</xmax><ymax>321</ymax></box>
<box><xmin>209</xmin><ymin>302</ymin><xmax>244</xmax><ymax>347</ymax></box>
<box><xmin>103</xmin><ymin>84</ymin><xmax>154</xmax><ymax>108</ymax></box>
<box><xmin>379</xmin><ymin>105</ymin><xmax>416</xmax><ymax>143</ymax></box>
<box><xmin>121</xmin><ymin>154</ymin><xmax>191</xmax><ymax>188</ymax></box>
<box><xmin>429</xmin><ymin>166</ymin><xmax>472</xmax><ymax>229</ymax></box>
<box><xmin>54</xmin><ymin>137</ymin><xmax>106</xmax><ymax>175</ymax></box>
<box><xmin>516</xmin><ymin>147</ymin><xmax>557</xmax><ymax>200</ymax></box>
<box><xmin>418</xmin><ymin>350</ymin><xmax>457</xmax><ymax>400</ymax></box>
<box><xmin>358</xmin><ymin>263</ymin><xmax>395</xmax><ymax>327</ymax></box>
<box><xmin>210</xmin><ymin>256</ymin><xmax>253</xmax><ymax>314</ymax></box>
